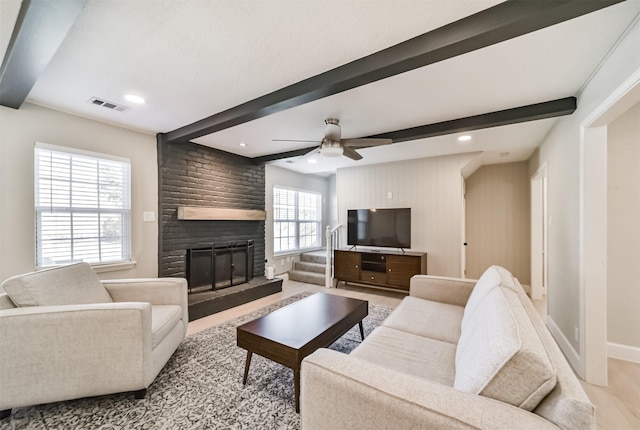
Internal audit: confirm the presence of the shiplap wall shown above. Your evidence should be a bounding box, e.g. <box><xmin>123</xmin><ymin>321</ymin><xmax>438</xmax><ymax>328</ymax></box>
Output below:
<box><xmin>465</xmin><ymin>162</ymin><xmax>531</xmax><ymax>284</ymax></box>
<box><xmin>336</xmin><ymin>153</ymin><xmax>475</xmax><ymax>277</ymax></box>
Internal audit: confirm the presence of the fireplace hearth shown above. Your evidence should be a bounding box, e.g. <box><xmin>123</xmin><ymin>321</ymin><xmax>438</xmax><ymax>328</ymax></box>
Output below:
<box><xmin>186</xmin><ymin>240</ymin><xmax>254</xmax><ymax>293</ymax></box>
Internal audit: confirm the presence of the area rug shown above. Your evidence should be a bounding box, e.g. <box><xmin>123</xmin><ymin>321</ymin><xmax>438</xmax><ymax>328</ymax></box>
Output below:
<box><xmin>2</xmin><ymin>292</ymin><xmax>392</xmax><ymax>430</ymax></box>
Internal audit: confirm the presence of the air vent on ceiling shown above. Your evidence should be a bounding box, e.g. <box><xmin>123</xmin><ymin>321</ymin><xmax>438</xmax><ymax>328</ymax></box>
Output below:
<box><xmin>88</xmin><ymin>97</ymin><xmax>129</xmax><ymax>112</ymax></box>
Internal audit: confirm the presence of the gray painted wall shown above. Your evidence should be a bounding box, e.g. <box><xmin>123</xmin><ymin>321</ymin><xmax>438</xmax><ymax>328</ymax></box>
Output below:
<box><xmin>465</xmin><ymin>162</ymin><xmax>531</xmax><ymax>284</ymax></box>
<box><xmin>0</xmin><ymin>103</ymin><xmax>158</xmax><ymax>281</ymax></box>
<box><xmin>607</xmin><ymin>101</ymin><xmax>640</xmax><ymax>349</ymax></box>
<box><xmin>530</xmin><ymin>18</ymin><xmax>640</xmax><ymax>355</ymax></box>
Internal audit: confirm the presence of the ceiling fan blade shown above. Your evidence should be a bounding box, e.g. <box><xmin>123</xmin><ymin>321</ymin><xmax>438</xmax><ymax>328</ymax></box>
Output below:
<box><xmin>342</xmin><ymin>147</ymin><xmax>363</xmax><ymax>161</ymax></box>
<box><xmin>273</xmin><ymin>139</ymin><xmax>321</xmax><ymax>143</ymax></box>
<box><xmin>341</xmin><ymin>138</ymin><xmax>393</xmax><ymax>148</ymax></box>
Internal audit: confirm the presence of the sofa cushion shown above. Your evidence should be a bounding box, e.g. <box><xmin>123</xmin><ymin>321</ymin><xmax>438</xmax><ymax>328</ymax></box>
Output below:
<box><xmin>351</xmin><ymin>326</ymin><xmax>456</xmax><ymax>386</ymax></box>
<box><xmin>382</xmin><ymin>296</ymin><xmax>464</xmax><ymax>344</ymax></box>
<box><xmin>1</xmin><ymin>262</ymin><xmax>113</xmax><ymax>307</ymax></box>
<box><xmin>151</xmin><ymin>305</ymin><xmax>183</xmax><ymax>349</ymax></box>
<box><xmin>461</xmin><ymin>265</ymin><xmax>519</xmax><ymax>332</ymax></box>
<box><xmin>513</xmin><ymin>288</ymin><xmax>596</xmax><ymax>429</ymax></box>
<box><xmin>454</xmin><ymin>287</ymin><xmax>557</xmax><ymax>410</ymax></box>
<box><xmin>0</xmin><ymin>292</ymin><xmax>16</xmax><ymax>310</ymax></box>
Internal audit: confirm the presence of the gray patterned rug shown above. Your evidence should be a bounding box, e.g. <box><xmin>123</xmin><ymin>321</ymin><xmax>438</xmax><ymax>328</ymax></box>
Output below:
<box><xmin>2</xmin><ymin>292</ymin><xmax>392</xmax><ymax>429</ymax></box>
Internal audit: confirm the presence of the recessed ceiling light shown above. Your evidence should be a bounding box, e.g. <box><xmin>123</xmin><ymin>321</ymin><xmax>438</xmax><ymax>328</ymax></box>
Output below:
<box><xmin>500</xmin><ymin>152</ymin><xmax>510</xmax><ymax>157</ymax></box>
<box><xmin>124</xmin><ymin>94</ymin><xmax>145</xmax><ymax>104</ymax></box>
<box><xmin>457</xmin><ymin>135</ymin><xmax>472</xmax><ymax>142</ymax></box>
<box><xmin>307</xmin><ymin>158</ymin><xmax>317</xmax><ymax>164</ymax></box>
<box><xmin>239</xmin><ymin>142</ymin><xmax>247</xmax><ymax>147</ymax></box>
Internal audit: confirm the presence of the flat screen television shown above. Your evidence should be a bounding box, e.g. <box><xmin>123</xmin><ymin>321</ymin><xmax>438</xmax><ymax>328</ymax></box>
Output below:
<box><xmin>347</xmin><ymin>208</ymin><xmax>411</xmax><ymax>249</ymax></box>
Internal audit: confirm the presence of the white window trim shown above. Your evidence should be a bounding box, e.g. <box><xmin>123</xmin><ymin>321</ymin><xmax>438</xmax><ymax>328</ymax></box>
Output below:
<box><xmin>34</xmin><ymin>142</ymin><xmax>132</xmax><ymax>268</ymax></box>
<box><xmin>35</xmin><ymin>142</ymin><xmax>130</xmax><ymax>163</ymax></box>
<box><xmin>273</xmin><ymin>186</ymin><xmax>322</xmax><ymax>255</ymax></box>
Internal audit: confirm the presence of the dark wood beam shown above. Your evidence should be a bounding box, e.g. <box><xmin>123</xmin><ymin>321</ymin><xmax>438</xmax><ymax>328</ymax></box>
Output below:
<box><xmin>370</xmin><ymin>97</ymin><xmax>577</xmax><ymax>143</ymax></box>
<box><xmin>166</xmin><ymin>0</ymin><xmax>621</xmax><ymax>144</ymax></box>
<box><xmin>253</xmin><ymin>97</ymin><xmax>576</xmax><ymax>162</ymax></box>
<box><xmin>0</xmin><ymin>0</ymin><xmax>88</xmax><ymax>109</ymax></box>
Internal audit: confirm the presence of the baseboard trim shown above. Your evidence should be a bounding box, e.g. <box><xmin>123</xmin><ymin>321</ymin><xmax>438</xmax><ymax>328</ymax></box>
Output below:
<box><xmin>547</xmin><ymin>316</ymin><xmax>583</xmax><ymax>377</ymax></box>
<box><xmin>608</xmin><ymin>342</ymin><xmax>640</xmax><ymax>364</ymax></box>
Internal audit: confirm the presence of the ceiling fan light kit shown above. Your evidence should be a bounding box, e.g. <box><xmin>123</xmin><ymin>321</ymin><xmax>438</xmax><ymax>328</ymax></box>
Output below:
<box><xmin>320</xmin><ymin>140</ymin><xmax>344</xmax><ymax>157</ymax></box>
<box><xmin>274</xmin><ymin>118</ymin><xmax>393</xmax><ymax>162</ymax></box>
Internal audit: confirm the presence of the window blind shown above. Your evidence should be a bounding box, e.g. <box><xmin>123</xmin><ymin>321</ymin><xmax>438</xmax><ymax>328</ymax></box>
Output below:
<box><xmin>273</xmin><ymin>187</ymin><xmax>321</xmax><ymax>253</ymax></box>
<box><xmin>34</xmin><ymin>143</ymin><xmax>131</xmax><ymax>267</ymax></box>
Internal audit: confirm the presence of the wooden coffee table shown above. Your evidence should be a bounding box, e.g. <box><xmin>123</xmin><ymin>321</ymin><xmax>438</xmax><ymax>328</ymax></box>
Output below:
<box><xmin>236</xmin><ymin>293</ymin><xmax>368</xmax><ymax>412</ymax></box>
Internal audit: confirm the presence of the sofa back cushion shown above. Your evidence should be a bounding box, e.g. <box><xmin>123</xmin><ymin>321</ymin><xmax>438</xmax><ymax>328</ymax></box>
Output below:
<box><xmin>1</xmin><ymin>262</ymin><xmax>113</xmax><ymax>307</ymax></box>
<box><xmin>454</xmin><ymin>286</ymin><xmax>557</xmax><ymax>410</ymax></box>
<box><xmin>512</xmin><ymin>288</ymin><xmax>596</xmax><ymax>429</ymax></box>
<box><xmin>461</xmin><ymin>265</ymin><xmax>521</xmax><ymax>334</ymax></box>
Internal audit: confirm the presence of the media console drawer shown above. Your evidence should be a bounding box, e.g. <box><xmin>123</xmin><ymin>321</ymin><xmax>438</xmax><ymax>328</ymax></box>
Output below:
<box><xmin>334</xmin><ymin>249</ymin><xmax>427</xmax><ymax>291</ymax></box>
<box><xmin>360</xmin><ymin>270</ymin><xmax>387</xmax><ymax>284</ymax></box>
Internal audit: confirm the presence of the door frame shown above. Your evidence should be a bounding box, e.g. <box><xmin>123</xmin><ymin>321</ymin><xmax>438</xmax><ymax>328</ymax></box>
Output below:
<box><xmin>580</xmin><ymin>71</ymin><xmax>640</xmax><ymax>385</ymax></box>
<box><xmin>530</xmin><ymin>163</ymin><xmax>548</xmax><ymax>301</ymax></box>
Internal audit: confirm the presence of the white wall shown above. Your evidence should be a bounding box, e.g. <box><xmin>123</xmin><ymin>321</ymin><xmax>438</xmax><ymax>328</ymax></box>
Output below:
<box><xmin>337</xmin><ymin>153</ymin><xmax>474</xmax><ymax>277</ymax></box>
<box><xmin>0</xmin><ymin>103</ymin><xmax>158</xmax><ymax>282</ymax></box>
<box><xmin>264</xmin><ymin>165</ymin><xmax>330</xmax><ymax>274</ymax></box>
<box><xmin>530</xmin><ymin>18</ymin><xmax>640</xmax><ymax>356</ymax></box>
<box><xmin>607</xmin><ymin>101</ymin><xmax>640</xmax><ymax>349</ymax></box>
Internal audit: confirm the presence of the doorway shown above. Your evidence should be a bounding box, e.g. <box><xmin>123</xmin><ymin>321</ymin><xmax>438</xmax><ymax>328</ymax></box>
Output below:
<box><xmin>531</xmin><ymin>164</ymin><xmax>548</xmax><ymax>302</ymax></box>
<box><xmin>581</xmin><ymin>75</ymin><xmax>640</xmax><ymax>385</ymax></box>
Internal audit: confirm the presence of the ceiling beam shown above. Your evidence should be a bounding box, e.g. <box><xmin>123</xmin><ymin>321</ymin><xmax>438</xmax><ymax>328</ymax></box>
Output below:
<box><xmin>252</xmin><ymin>97</ymin><xmax>576</xmax><ymax>163</ymax></box>
<box><xmin>165</xmin><ymin>0</ymin><xmax>622</xmax><ymax>144</ymax></box>
<box><xmin>0</xmin><ymin>0</ymin><xmax>88</xmax><ymax>109</ymax></box>
<box><xmin>370</xmin><ymin>97</ymin><xmax>577</xmax><ymax>143</ymax></box>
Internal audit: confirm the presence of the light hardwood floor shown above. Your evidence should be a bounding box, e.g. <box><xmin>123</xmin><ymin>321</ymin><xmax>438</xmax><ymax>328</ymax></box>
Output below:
<box><xmin>188</xmin><ymin>280</ymin><xmax>640</xmax><ymax>430</ymax></box>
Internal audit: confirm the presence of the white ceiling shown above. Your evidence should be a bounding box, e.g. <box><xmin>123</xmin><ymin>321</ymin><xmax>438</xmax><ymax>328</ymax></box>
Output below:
<box><xmin>3</xmin><ymin>0</ymin><xmax>640</xmax><ymax>175</ymax></box>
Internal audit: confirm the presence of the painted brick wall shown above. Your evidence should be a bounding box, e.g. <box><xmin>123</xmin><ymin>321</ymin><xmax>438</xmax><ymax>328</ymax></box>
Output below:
<box><xmin>158</xmin><ymin>139</ymin><xmax>265</xmax><ymax>279</ymax></box>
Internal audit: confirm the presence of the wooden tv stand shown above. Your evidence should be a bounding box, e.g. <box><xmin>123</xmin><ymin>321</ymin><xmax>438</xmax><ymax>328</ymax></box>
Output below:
<box><xmin>334</xmin><ymin>249</ymin><xmax>427</xmax><ymax>292</ymax></box>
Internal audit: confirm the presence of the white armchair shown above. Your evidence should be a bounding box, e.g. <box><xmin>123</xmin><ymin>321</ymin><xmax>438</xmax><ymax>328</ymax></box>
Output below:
<box><xmin>0</xmin><ymin>263</ymin><xmax>188</xmax><ymax>419</ymax></box>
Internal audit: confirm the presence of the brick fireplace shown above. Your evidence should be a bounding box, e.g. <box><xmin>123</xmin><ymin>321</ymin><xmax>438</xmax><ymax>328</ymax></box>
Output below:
<box><xmin>157</xmin><ymin>139</ymin><xmax>265</xmax><ymax>280</ymax></box>
<box><xmin>157</xmin><ymin>137</ymin><xmax>281</xmax><ymax>320</ymax></box>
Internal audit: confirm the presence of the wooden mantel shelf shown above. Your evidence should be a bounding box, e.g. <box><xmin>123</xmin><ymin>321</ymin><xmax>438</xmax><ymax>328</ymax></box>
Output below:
<box><xmin>177</xmin><ymin>207</ymin><xmax>266</xmax><ymax>221</ymax></box>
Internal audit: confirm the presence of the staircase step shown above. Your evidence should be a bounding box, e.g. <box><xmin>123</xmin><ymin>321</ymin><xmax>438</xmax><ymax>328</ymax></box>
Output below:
<box><xmin>300</xmin><ymin>251</ymin><xmax>327</xmax><ymax>265</ymax></box>
<box><xmin>288</xmin><ymin>270</ymin><xmax>326</xmax><ymax>286</ymax></box>
<box><xmin>294</xmin><ymin>260</ymin><xmax>325</xmax><ymax>274</ymax></box>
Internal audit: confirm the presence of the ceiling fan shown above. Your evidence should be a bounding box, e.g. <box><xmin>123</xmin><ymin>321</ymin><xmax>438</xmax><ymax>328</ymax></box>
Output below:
<box><xmin>273</xmin><ymin>118</ymin><xmax>393</xmax><ymax>161</ymax></box>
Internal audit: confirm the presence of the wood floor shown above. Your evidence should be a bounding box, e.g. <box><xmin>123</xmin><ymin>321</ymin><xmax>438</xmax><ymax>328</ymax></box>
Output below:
<box><xmin>188</xmin><ymin>279</ymin><xmax>640</xmax><ymax>430</ymax></box>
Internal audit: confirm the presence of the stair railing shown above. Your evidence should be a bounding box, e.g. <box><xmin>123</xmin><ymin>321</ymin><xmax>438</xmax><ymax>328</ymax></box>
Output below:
<box><xmin>325</xmin><ymin>224</ymin><xmax>341</xmax><ymax>288</ymax></box>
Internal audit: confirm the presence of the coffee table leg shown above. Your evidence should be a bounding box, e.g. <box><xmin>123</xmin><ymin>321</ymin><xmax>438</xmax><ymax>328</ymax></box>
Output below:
<box><xmin>359</xmin><ymin>321</ymin><xmax>365</xmax><ymax>340</ymax></box>
<box><xmin>294</xmin><ymin>365</ymin><xmax>301</xmax><ymax>413</ymax></box>
<box><xmin>243</xmin><ymin>351</ymin><xmax>252</xmax><ymax>385</ymax></box>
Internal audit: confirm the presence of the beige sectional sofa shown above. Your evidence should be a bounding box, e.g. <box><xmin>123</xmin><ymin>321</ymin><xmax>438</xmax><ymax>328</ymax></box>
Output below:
<box><xmin>301</xmin><ymin>266</ymin><xmax>595</xmax><ymax>430</ymax></box>
<box><xmin>0</xmin><ymin>263</ymin><xmax>188</xmax><ymax>418</ymax></box>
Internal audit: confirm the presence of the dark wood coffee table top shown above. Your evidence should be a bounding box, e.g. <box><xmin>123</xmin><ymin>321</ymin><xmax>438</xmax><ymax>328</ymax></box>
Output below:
<box><xmin>237</xmin><ymin>293</ymin><xmax>368</xmax><ymax>412</ymax></box>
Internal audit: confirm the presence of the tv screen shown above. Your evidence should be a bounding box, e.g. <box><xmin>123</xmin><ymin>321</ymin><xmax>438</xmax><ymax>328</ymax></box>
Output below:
<box><xmin>347</xmin><ymin>208</ymin><xmax>411</xmax><ymax>249</ymax></box>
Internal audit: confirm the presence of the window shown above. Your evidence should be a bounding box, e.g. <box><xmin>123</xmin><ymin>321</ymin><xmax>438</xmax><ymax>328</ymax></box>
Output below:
<box><xmin>273</xmin><ymin>187</ymin><xmax>322</xmax><ymax>253</ymax></box>
<box><xmin>35</xmin><ymin>143</ymin><xmax>131</xmax><ymax>267</ymax></box>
